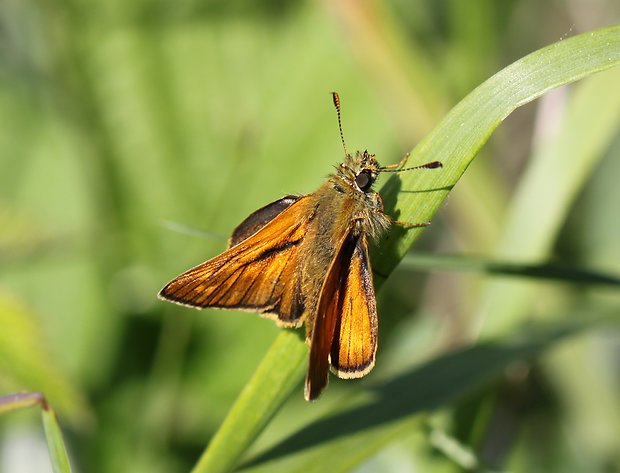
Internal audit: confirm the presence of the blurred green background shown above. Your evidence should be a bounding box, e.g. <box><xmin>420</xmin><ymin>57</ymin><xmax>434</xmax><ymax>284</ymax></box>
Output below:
<box><xmin>1</xmin><ymin>0</ymin><xmax>620</xmax><ymax>472</ymax></box>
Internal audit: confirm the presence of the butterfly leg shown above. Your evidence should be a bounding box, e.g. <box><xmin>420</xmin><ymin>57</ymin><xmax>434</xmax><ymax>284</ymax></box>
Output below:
<box><xmin>381</xmin><ymin>152</ymin><xmax>410</xmax><ymax>170</ymax></box>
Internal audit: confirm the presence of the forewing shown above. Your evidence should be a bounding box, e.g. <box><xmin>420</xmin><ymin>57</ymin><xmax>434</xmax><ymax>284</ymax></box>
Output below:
<box><xmin>330</xmin><ymin>234</ymin><xmax>378</xmax><ymax>378</ymax></box>
<box><xmin>159</xmin><ymin>195</ymin><xmax>313</xmax><ymax>327</ymax></box>
<box><xmin>228</xmin><ymin>195</ymin><xmax>300</xmax><ymax>247</ymax></box>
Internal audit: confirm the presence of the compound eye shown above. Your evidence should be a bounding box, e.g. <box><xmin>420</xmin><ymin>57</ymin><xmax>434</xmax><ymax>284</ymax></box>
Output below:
<box><xmin>355</xmin><ymin>170</ymin><xmax>373</xmax><ymax>191</ymax></box>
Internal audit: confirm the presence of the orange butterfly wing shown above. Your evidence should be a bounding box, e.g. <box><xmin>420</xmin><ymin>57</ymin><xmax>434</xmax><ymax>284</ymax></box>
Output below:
<box><xmin>330</xmin><ymin>234</ymin><xmax>377</xmax><ymax>379</ymax></box>
<box><xmin>159</xmin><ymin>195</ymin><xmax>314</xmax><ymax>327</ymax></box>
<box><xmin>305</xmin><ymin>232</ymin><xmax>378</xmax><ymax>400</ymax></box>
<box><xmin>228</xmin><ymin>195</ymin><xmax>300</xmax><ymax>247</ymax></box>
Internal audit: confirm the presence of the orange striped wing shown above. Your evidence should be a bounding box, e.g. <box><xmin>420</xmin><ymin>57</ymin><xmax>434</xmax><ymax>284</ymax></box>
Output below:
<box><xmin>330</xmin><ymin>234</ymin><xmax>378</xmax><ymax>378</ymax></box>
<box><xmin>158</xmin><ymin>195</ymin><xmax>314</xmax><ymax>327</ymax></box>
<box><xmin>305</xmin><ymin>232</ymin><xmax>378</xmax><ymax>400</ymax></box>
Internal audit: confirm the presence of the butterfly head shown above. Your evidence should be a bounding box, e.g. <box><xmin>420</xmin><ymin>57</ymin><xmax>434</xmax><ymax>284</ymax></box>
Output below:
<box><xmin>337</xmin><ymin>151</ymin><xmax>381</xmax><ymax>193</ymax></box>
<box><xmin>330</xmin><ymin>92</ymin><xmax>442</xmax><ymax>195</ymax></box>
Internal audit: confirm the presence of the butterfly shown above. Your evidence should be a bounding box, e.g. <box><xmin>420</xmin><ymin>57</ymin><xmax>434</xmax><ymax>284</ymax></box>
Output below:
<box><xmin>159</xmin><ymin>92</ymin><xmax>441</xmax><ymax>400</ymax></box>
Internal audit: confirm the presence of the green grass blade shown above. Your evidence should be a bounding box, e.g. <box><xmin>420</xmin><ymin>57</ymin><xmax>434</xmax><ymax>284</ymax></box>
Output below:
<box><xmin>375</xmin><ymin>24</ymin><xmax>620</xmax><ymax>275</ymax></box>
<box><xmin>192</xmin><ymin>25</ymin><xmax>620</xmax><ymax>473</ymax></box>
<box><xmin>475</xmin><ymin>66</ymin><xmax>620</xmax><ymax>336</ymax></box>
<box><xmin>399</xmin><ymin>253</ymin><xmax>620</xmax><ymax>286</ymax></box>
<box><xmin>41</xmin><ymin>399</ymin><xmax>73</xmax><ymax>473</ymax></box>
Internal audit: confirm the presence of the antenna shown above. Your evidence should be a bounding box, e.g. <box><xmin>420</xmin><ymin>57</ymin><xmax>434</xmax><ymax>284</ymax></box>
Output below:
<box><xmin>331</xmin><ymin>92</ymin><xmax>348</xmax><ymax>156</ymax></box>
<box><xmin>380</xmin><ymin>160</ymin><xmax>443</xmax><ymax>173</ymax></box>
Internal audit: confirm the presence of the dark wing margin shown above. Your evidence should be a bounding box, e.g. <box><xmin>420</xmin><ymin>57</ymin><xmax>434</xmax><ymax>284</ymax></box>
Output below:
<box><xmin>159</xmin><ymin>195</ymin><xmax>313</xmax><ymax>327</ymax></box>
<box><xmin>305</xmin><ymin>228</ymin><xmax>375</xmax><ymax>400</ymax></box>
<box><xmin>304</xmin><ymin>232</ymin><xmax>378</xmax><ymax>400</ymax></box>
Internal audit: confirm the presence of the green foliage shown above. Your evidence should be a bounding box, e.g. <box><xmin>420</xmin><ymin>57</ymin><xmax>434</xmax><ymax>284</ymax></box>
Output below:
<box><xmin>195</xmin><ymin>25</ymin><xmax>620</xmax><ymax>473</ymax></box>
<box><xmin>0</xmin><ymin>1</ymin><xmax>619</xmax><ymax>473</ymax></box>
<box><xmin>0</xmin><ymin>393</ymin><xmax>72</xmax><ymax>473</ymax></box>
<box><xmin>0</xmin><ymin>296</ymin><xmax>91</xmax><ymax>427</ymax></box>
